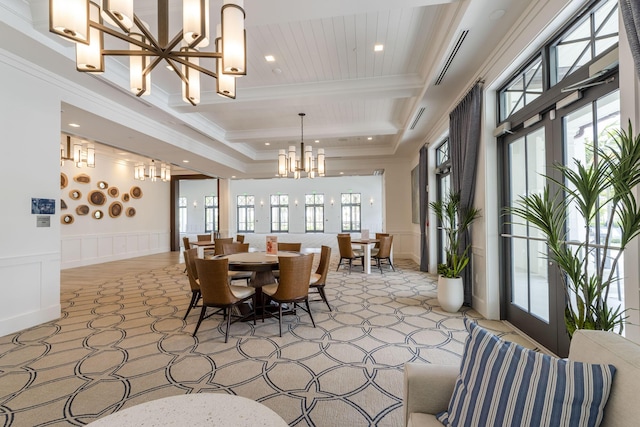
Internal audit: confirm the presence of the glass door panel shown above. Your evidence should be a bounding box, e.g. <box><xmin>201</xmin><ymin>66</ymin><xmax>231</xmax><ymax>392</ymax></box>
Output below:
<box><xmin>507</xmin><ymin>127</ymin><xmax>549</xmax><ymax>322</ymax></box>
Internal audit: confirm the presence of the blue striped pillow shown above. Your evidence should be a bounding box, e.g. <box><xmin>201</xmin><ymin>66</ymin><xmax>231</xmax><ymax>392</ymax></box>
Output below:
<box><xmin>437</xmin><ymin>320</ymin><xmax>616</xmax><ymax>427</ymax></box>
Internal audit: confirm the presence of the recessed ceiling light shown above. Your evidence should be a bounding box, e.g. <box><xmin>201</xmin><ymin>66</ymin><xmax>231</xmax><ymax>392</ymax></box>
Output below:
<box><xmin>69</xmin><ymin>123</ymin><xmax>80</xmax><ymax>127</ymax></box>
<box><xmin>340</xmin><ymin>172</ymin><xmax>344</xmax><ymax>175</ymax></box>
<box><xmin>183</xmin><ymin>160</ymin><xmax>189</xmax><ymax>163</ymax></box>
<box><xmin>315</xmin><ymin>140</ymin><xmax>319</xmax><ymax>143</ymax></box>
<box><xmin>265</xmin><ymin>142</ymin><xmax>270</xmax><ymax>146</ymax></box>
<box><xmin>367</xmin><ymin>137</ymin><xmax>373</xmax><ymax>140</ymax></box>
<box><xmin>265</xmin><ymin>55</ymin><xmax>275</xmax><ymax>62</ymax></box>
<box><xmin>231</xmin><ymin>175</ymin><xmax>236</xmax><ymax>179</ymax></box>
<box><xmin>374</xmin><ymin>44</ymin><xmax>384</xmax><ymax>52</ymax></box>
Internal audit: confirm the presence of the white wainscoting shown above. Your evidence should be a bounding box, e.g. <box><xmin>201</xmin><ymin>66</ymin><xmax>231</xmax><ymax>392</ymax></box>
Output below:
<box><xmin>61</xmin><ymin>231</ymin><xmax>171</xmax><ymax>269</ymax></box>
<box><xmin>0</xmin><ymin>252</ymin><xmax>61</xmax><ymax>337</ymax></box>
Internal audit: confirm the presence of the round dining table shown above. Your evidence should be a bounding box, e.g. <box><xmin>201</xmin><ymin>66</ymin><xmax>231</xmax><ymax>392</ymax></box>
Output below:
<box><xmin>86</xmin><ymin>393</ymin><xmax>288</xmax><ymax>426</ymax></box>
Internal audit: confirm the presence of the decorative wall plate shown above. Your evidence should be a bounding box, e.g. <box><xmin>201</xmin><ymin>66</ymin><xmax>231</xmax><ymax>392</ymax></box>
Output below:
<box><xmin>61</xmin><ymin>214</ymin><xmax>74</xmax><ymax>224</ymax></box>
<box><xmin>61</xmin><ymin>173</ymin><xmax>68</xmax><ymax>189</ymax></box>
<box><xmin>61</xmin><ymin>199</ymin><xmax>67</xmax><ymax>210</ymax></box>
<box><xmin>69</xmin><ymin>190</ymin><xmax>82</xmax><ymax>200</ymax></box>
<box><xmin>130</xmin><ymin>186</ymin><xmax>143</xmax><ymax>199</ymax></box>
<box><xmin>97</xmin><ymin>181</ymin><xmax>109</xmax><ymax>189</ymax></box>
<box><xmin>126</xmin><ymin>207</ymin><xmax>136</xmax><ymax>217</ymax></box>
<box><xmin>76</xmin><ymin>205</ymin><xmax>90</xmax><ymax>215</ymax></box>
<box><xmin>92</xmin><ymin>210</ymin><xmax>104</xmax><ymax>219</ymax></box>
<box><xmin>88</xmin><ymin>190</ymin><xmax>106</xmax><ymax>206</ymax></box>
<box><xmin>109</xmin><ymin>201</ymin><xmax>123</xmax><ymax>218</ymax></box>
<box><xmin>74</xmin><ymin>173</ymin><xmax>91</xmax><ymax>184</ymax></box>
<box><xmin>108</xmin><ymin>187</ymin><xmax>119</xmax><ymax>198</ymax></box>
<box><xmin>122</xmin><ymin>193</ymin><xmax>130</xmax><ymax>202</ymax></box>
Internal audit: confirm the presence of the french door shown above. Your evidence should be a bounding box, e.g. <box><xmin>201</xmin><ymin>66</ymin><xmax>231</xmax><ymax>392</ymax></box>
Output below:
<box><xmin>500</xmin><ymin>82</ymin><xmax>620</xmax><ymax>356</ymax></box>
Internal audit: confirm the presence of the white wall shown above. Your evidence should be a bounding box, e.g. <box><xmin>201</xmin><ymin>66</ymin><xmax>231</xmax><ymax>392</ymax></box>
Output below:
<box><xmin>0</xmin><ymin>54</ymin><xmax>61</xmax><ymax>336</ymax></box>
<box><xmin>227</xmin><ymin>176</ymin><xmax>397</xmax><ymax>251</ymax></box>
<box><xmin>178</xmin><ymin>179</ymin><xmax>217</xmax><ymax>235</ymax></box>
<box><xmin>60</xmin><ymin>152</ymin><xmax>170</xmax><ymax>269</ymax></box>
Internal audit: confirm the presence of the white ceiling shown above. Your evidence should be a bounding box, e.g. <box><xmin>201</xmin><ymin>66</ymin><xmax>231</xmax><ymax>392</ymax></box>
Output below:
<box><xmin>11</xmin><ymin>0</ymin><xmax>531</xmax><ymax>178</ymax></box>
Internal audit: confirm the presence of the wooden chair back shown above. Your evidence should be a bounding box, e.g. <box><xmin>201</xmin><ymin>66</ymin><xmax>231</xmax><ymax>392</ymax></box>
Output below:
<box><xmin>278</xmin><ymin>242</ymin><xmax>302</xmax><ymax>252</ymax></box>
<box><xmin>271</xmin><ymin>254</ymin><xmax>314</xmax><ymax>301</ymax></box>
<box><xmin>197</xmin><ymin>234</ymin><xmax>212</xmax><ymax>241</ymax></box>
<box><xmin>213</xmin><ymin>238</ymin><xmax>234</xmax><ymax>255</ymax></box>
<box><xmin>313</xmin><ymin>245</ymin><xmax>332</xmax><ymax>285</ymax></box>
<box><xmin>374</xmin><ymin>233</ymin><xmax>389</xmax><ymax>249</ymax></box>
<box><xmin>337</xmin><ymin>235</ymin><xmax>355</xmax><ymax>258</ymax></box>
<box><xmin>377</xmin><ymin>235</ymin><xmax>393</xmax><ymax>258</ymax></box>
<box><xmin>236</xmin><ymin>234</ymin><xmax>245</xmax><ymax>243</ymax></box>
<box><xmin>194</xmin><ymin>257</ymin><xmax>241</xmax><ymax>306</ymax></box>
<box><xmin>183</xmin><ymin>248</ymin><xmax>200</xmax><ymax>291</ymax></box>
<box><xmin>222</xmin><ymin>242</ymin><xmax>249</xmax><ymax>254</ymax></box>
<box><xmin>183</xmin><ymin>236</ymin><xmax>191</xmax><ymax>250</ymax></box>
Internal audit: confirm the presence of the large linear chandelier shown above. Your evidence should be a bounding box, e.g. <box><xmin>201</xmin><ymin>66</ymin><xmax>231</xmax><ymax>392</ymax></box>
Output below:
<box><xmin>278</xmin><ymin>113</ymin><xmax>326</xmax><ymax>179</ymax></box>
<box><xmin>49</xmin><ymin>0</ymin><xmax>245</xmax><ymax>105</ymax></box>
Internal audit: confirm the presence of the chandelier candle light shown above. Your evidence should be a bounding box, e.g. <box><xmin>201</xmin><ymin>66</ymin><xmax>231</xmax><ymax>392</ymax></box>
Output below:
<box><xmin>49</xmin><ymin>0</ymin><xmax>246</xmax><ymax>105</ymax></box>
<box><xmin>134</xmin><ymin>160</ymin><xmax>170</xmax><ymax>182</ymax></box>
<box><xmin>278</xmin><ymin>113</ymin><xmax>326</xmax><ymax>179</ymax></box>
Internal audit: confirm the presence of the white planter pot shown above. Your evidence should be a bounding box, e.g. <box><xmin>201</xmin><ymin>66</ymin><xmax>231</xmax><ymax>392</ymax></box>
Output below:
<box><xmin>437</xmin><ymin>276</ymin><xmax>464</xmax><ymax>313</ymax></box>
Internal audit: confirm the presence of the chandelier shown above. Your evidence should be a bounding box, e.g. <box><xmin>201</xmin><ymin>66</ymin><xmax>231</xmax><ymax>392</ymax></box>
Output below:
<box><xmin>60</xmin><ymin>135</ymin><xmax>96</xmax><ymax>168</ymax></box>
<box><xmin>49</xmin><ymin>0</ymin><xmax>246</xmax><ymax>105</ymax></box>
<box><xmin>134</xmin><ymin>160</ymin><xmax>171</xmax><ymax>182</ymax></box>
<box><xmin>278</xmin><ymin>113</ymin><xmax>326</xmax><ymax>179</ymax></box>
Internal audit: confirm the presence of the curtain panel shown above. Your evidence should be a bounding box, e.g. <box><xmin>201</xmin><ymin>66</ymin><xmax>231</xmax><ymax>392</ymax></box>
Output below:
<box><xmin>419</xmin><ymin>145</ymin><xmax>429</xmax><ymax>271</ymax></box>
<box><xmin>621</xmin><ymin>0</ymin><xmax>640</xmax><ymax>79</ymax></box>
<box><xmin>449</xmin><ymin>83</ymin><xmax>483</xmax><ymax>305</ymax></box>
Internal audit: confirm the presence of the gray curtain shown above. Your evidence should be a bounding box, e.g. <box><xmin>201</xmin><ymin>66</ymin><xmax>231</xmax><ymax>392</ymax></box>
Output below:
<box><xmin>449</xmin><ymin>83</ymin><xmax>483</xmax><ymax>305</ymax></box>
<box><xmin>621</xmin><ymin>0</ymin><xmax>640</xmax><ymax>79</ymax></box>
<box><xmin>419</xmin><ymin>145</ymin><xmax>429</xmax><ymax>271</ymax></box>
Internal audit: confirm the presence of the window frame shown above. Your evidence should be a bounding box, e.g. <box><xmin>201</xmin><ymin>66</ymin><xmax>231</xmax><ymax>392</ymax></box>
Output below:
<box><xmin>305</xmin><ymin>193</ymin><xmax>324</xmax><ymax>233</ymax></box>
<box><xmin>237</xmin><ymin>195</ymin><xmax>255</xmax><ymax>233</ymax></box>
<box><xmin>340</xmin><ymin>193</ymin><xmax>361</xmax><ymax>232</ymax></box>
<box><xmin>270</xmin><ymin>194</ymin><xmax>289</xmax><ymax>233</ymax></box>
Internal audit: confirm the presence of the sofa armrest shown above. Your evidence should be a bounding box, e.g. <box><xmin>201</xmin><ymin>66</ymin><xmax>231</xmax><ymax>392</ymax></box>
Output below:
<box><xmin>403</xmin><ymin>363</ymin><xmax>459</xmax><ymax>425</ymax></box>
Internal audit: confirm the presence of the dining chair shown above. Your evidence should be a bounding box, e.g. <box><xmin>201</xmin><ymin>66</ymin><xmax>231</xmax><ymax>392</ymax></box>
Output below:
<box><xmin>183</xmin><ymin>236</ymin><xmax>192</xmax><ymax>250</ymax></box>
<box><xmin>197</xmin><ymin>234</ymin><xmax>212</xmax><ymax>241</ymax></box>
<box><xmin>273</xmin><ymin>242</ymin><xmax>301</xmax><ymax>280</ymax></box>
<box><xmin>236</xmin><ymin>234</ymin><xmax>245</xmax><ymax>243</ymax></box>
<box><xmin>373</xmin><ymin>235</ymin><xmax>395</xmax><ymax>273</ymax></box>
<box><xmin>261</xmin><ymin>253</ymin><xmax>315</xmax><ymax>337</ymax></box>
<box><xmin>309</xmin><ymin>245</ymin><xmax>332</xmax><ymax>311</ymax></box>
<box><xmin>277</xmin><ymin>242</ymin><xmax>302</xmax><ymax>252</ymax></box>
<box><xmin>336</xmin><ymin>234</ymin><xmax>364</xmax><ymax>274</ymax></box>
<box><xmin>220</xmin><ymin>242</ymin><xmax>251</xmax><ymax>285</ymax></box>
<box><xmin>182</xmin><ymin>248</ymin><xmax>201</xmax><ymax>320</ymax></box>
<box><xmin>193</xmin><ymin>257</ymin><xmax>256</xmax><ymax>342</ymax></box>
<box><xmin>371</xmin><ymin>233</ymin><xmax>389</xmax><ymax>257</ymax></box>
<box><xmin>182</xmin><ymin>237</ymin><xmax>192</xmax><ymax>272</ymax></box>
<box><xmin>213</xmin><ymin>238</ymin><xmax>234</xmax><ymax>256</ymax></box>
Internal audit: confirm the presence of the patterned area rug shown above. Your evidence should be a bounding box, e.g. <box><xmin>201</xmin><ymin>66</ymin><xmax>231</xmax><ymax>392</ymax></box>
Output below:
<box><xmin>0</xmin><ymin>257</ymin><xmax>530</xmax><ymax>426</ymax></box>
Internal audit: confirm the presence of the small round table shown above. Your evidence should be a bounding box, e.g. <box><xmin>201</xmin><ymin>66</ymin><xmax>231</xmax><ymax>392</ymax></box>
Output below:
<box><xmin>86</xmin><ymin>394</ymin><xmax>288</xmax><ymax>426</ymax></box>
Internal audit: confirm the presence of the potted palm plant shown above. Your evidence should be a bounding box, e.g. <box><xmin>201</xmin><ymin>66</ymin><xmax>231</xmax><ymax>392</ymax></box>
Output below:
<box><xmin>430</xmin><ymin>191</ymin><xmax>481</xmax><ymax>312</ymax></box>
<box><xmin>508</xmin><ymin>121</ymin><xmax>640</xmax><ymax>337</ymax></box>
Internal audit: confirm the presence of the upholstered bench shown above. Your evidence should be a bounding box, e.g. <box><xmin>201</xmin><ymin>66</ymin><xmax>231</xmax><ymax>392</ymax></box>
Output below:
<box><xmin>404</xmin><ymin>325</ymin><xmax>640</xmax><ymax>427</ymax></box>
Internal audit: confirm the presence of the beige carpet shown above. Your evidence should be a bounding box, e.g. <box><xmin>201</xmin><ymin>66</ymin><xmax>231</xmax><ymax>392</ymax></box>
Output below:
<box><xmin>0</xmin><ymin>256</ymin><xmax>531</xmax><ymax>426</ymax></box>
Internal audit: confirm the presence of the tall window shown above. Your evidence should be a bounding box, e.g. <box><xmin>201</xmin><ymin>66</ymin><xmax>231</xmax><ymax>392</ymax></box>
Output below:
<box><xmin>435</xmin><ymin>139</ymin><xmax>451</xmax><ymax>264</ymax></box>
<box><xmin>237</xmin><ymin>195</ymin><xmax>255</xmax><ymax>233</ymax></box>
<box><xmin>341</xmin><ymin>193</ymin><xmax>361</xmax><ymax>232</ymax></box>
<box><xmin>271</xmin><ymin>194</ymin><xmax>289</xmax><ymax>232</ymax></box>
<box><xmin>178</xmin><ymin>197</ymin><xmax>187</xmax><ymax>233</ymax></box>
<box><xmin>204</xmin><ymin>196</ymin><xmax>218</xmax><ymax>233</ymax></box>
<box><xmin>305</xmin><ymin>193</ymin><xmax>324</xmax><ymax>232</ymax></box>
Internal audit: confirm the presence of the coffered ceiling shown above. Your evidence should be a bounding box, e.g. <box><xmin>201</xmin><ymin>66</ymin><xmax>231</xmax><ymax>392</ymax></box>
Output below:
<box><xmin>3</xmin><ymin>0</ymin><xmax>531</xmax><ymax>178</ymax></box>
